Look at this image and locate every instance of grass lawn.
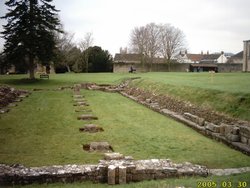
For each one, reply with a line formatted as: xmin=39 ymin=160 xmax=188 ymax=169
xmin=129 ymin=73 xmax=250 ymax=120
xmin=1 ymin=72 xmax=250 ymax=186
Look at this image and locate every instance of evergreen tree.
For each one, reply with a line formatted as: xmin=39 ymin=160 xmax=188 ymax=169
xmin=1 ymin=0 xmax=61 ymax=79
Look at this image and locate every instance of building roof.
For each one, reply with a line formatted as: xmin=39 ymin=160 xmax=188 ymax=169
xmin=186 ymin=53 xmax=221 ymax=62
xmin=114 ymin=53 xmax=141 ymax=62
xmin=186 ymin=54 xmax=203 ymax=62
xmin=202 ymin=54 xmax=221 ymax=60
xmin=232 ymin=51 xmax=243 ymax=58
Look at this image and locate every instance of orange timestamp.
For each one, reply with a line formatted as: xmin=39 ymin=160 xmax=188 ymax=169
xmin=197 ymin=181 xmax=247 ymax=188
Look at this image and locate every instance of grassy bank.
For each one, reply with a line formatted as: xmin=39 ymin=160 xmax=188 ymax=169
xmin=129 ymin=73 xmax=250 ymax=121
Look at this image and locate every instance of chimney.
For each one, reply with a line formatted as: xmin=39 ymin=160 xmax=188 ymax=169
xmin=207 ymin=50 xmax=209 ymax=55
xmin=201 ymin=51 xmax=203 ymax=55
xmin=185 ymin=50 xmax=188 ymax=55
xmin=221 ymin=51 xmax=224 ymax=55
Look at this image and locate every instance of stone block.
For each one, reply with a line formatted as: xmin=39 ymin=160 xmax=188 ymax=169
xmin=241 ymin=136 xmax=248 ymax=144
xmin=224 ymin=124 xmax=234 ymax=135
xmin=240 ymin=126 xmax=250 ymax=139
xmin=205 ymin=122 xmax=220 ymax=133
xmin=108 ymin=165 xmax=116 ymax=185
xmin=104 ymin=153 xmax=124 ymax=160
xmin=219 ymin=124 xmax=226 ymax=135
xmin=73 ymin=98 xmax=86 ymax=102
xmin=79 ymin=124 xmax=104 ymax=133
xmin=226 ymin=133 xmax=240 ymax=142
xmin=83 ymin=142 xmax=113 ymax=152
xmin=183 ymin=113 xmax=205 ymax=126
xmin=119 ymin=166 xmax=126 ymax=184
xmin=73 ymin=95 xmax=83 ymax=98
xmin=77 ymin=114 xmax=98 ymax=120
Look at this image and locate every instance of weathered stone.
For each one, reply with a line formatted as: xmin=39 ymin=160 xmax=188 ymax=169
xmin=13 ymin=98 xmax=22 ymax=102
xmin=83 ymin=142 xmax=113 ymax=152
xmin=224 ymin=124 xmax=234 ymax=135
xmin=79 ymin=124 xmax=104 ymax=133
xmin=77 ymin=114 xmax=98 ymax=120
xmin=19 ymin=94 xmax=28 ymax=98
xmin=108 ymin=165 xmax=116 ymax=185
xmin=205 ymin=122 xmax=220 ymax=133
xmin=73 ymin=95 xmax=84 ymax=98
xmin=240 ymin=126 xmax=250 ymax=139
xmin=184 ymin=113 xmax=205 ymax=126
xmin=104 ymin=153 xmax=124 ymax=160
xmin=74 ymin=102 xmax=89 ymax=106
xmin=124 ymin=156 xmax=134 ymax=161
xmin=226 ymin=133 xmax=240 ymax=142
xmin=119 ymin=166 xmax=126 ymax=184
xmin=219 ymin=124 xmax=226 ymax=135
xmin=241 ymin=136 xmax=248 ymax=144
xmin=0 ymin=158 xmax=211 ymax=186
xmin=73 ymin=98 xmax=86 ymax=102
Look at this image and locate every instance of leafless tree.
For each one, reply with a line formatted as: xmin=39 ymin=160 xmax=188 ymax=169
xmin=55 ymin=31 xmax=75 ymax=72
xmin=130 ymin=26 xmax=148 ymax=55
xmin=79 ymin=32 xmax=94 ymax=72
xmin=145 ymin=23 xmax=161 ymax=59
xmin=130 ymin=23 xmax=186 ymax=68
xmin=159 ymin=24 xmax=185 ymax=62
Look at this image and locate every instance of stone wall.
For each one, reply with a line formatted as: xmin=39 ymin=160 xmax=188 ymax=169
xmin=113 ymin=62 xmax=242 ymax=73
xmin=218 ymin=63 xmax=242 ymax=72
xmin=120 ymin=87 xmax=250 ymax=156
xmin=0 ymin=158 xmax=208 ymax=186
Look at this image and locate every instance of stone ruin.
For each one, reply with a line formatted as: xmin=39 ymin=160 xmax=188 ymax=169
xmin=78 ymin=81 xmax=250 ymax=155
xmin=77 ymin=114 xmax=98 ymax=120
xmin=120 ymin=87 xmax=250 ymax=155
xmin=83 ymin=142 xmax=113 ymax=152
xmin=0 ymin=157 xmax=209 ymax=186
xmin=79 ymin=124 xmax=104 ymax=133
xmin=0 ymin=85 xmax=31 ymax=114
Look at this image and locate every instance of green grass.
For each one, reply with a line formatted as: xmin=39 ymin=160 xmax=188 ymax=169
xmin=129 ymin=73 xmax=250 ymax=120
xmin=1 ymin=72 xmax=250 ymax=186
xmin=0 ymin=73 xmax=136 ymax=90
xmin=12 ymin=172 xmax=250 ymax=188
xmin=1 ymin=89 xmax=250 ymax=168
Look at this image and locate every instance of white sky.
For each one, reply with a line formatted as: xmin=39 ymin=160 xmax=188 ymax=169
xmin=1 ymin=0 xmax=250 ymax=56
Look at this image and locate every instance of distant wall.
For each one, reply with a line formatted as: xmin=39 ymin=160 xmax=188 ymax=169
xmin=113 ymin=62 xmax=242 ymax=73
xmin=217 ymin=63 xmax=242 ymax=72
xmin=113 ymin=62 xmax=189 ymax=73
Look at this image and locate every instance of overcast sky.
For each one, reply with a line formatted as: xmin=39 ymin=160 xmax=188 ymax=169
xmin=0 ymin=0 xmax=249 ymax=56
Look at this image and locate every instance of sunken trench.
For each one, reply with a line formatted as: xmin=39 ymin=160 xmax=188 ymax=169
xmin=81 ymin=81 xmax=250 ymax=156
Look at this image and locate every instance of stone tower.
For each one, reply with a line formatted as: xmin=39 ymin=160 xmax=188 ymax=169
xmin=243 ymin=40 xmax=250 ymax=72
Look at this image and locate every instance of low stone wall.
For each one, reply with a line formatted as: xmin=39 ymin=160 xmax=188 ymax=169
xmin=120 ymin=88 xmax=250 ymax=156
xmin=0 ymin=158 xmax=208 ymax=186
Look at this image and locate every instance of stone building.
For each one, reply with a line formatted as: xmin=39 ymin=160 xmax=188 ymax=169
xmin=228 ymin=51 xmax=243 ymax=64
xmin=243 ymin=40 xmax=250 ymax=72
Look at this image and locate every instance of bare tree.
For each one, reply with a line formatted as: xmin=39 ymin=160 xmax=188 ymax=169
xmin=130 ymin=26 xmax=147 ymax=54
xmin=130 ymin=23 xmax=186 ymax=69
xmin=79 ymin=32 xmax=94 ymax=73
xmin=145 ymin=23 xmax=161 ymax=59
xmin=55 ymin=31 xmax=75 ymax=72
xmin=159 ymin=24 xmax=185 ymax=62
